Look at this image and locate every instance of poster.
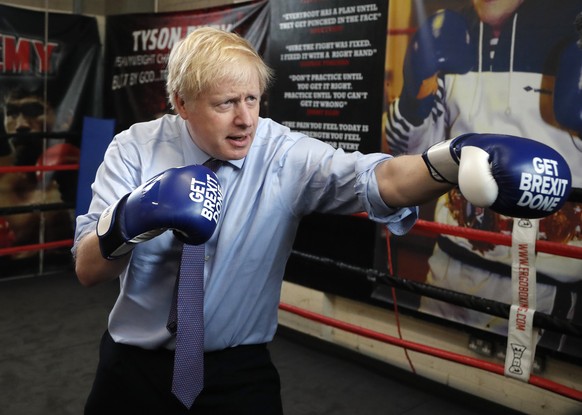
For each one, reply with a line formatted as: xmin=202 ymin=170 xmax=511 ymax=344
xmin=267 ymin=0 xmax=388 ymax=154
xmin=105 ymin=0 xmax=269 ymax=132
xmin=267 ymin=0 xmax=389 ymax=301
xmin=383 ymin=0 xmax=582 ymax=361
xmin=0 ymin=4 xmax=100 ymax=277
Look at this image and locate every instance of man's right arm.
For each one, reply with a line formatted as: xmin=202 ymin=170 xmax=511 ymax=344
xmin=75 ymin=231 xmax=130 ymax=287
xmin=75 ymin=164 xmax=222 ymax=287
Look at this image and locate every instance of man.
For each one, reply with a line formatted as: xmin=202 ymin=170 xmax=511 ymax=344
xmin=385 ymin=0 xmax=582 ymax=356
xmin=73 ymin=27 xmax=570 ymax=414
xmin=2 ymin=87 xmax=55 ymax=165
xmin=0 ymin=86 xmax=77 ymax=265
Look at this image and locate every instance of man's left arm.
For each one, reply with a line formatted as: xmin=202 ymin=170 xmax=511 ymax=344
xmin=375 ymin=154 xmax=450 ymax=208
xmin=376 ymin=133 xmax=573 ymax=220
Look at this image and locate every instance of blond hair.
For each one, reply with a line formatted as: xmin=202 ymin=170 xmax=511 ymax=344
xmin=166 ymin=27 xmax=273 ymax=109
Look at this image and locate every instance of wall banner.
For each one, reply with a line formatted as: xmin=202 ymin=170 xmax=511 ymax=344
xmin=0 ymin=4 xmax=100 ymax=277
xmin=267 ymin=0 xmax=388 ymax=154
xmin=267 ymin=0 xmax=388 ymax=304
xmin=104 ymin=0 xmax=269 ymax=132
xmin=383 ymin=0 xmax=582 ymax=362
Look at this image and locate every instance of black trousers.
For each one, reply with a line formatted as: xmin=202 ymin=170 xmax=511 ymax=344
xmin=85 ymin=331 xmax=283 ymax=415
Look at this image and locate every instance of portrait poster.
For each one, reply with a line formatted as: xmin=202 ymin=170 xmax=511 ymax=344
xmin=0 ymin=4 xmax=100 ymax=277
xmin=383 ymin=0 xmax=582 ymax=362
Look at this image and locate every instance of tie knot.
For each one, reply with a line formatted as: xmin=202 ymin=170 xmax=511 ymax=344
xmin=204 ymin=158 xmax=222 ymax=172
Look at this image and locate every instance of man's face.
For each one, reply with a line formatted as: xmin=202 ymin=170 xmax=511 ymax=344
xmin=3 ymin=95 xmax=54 ymax=134
xmin=176 ymin=73 xmax=261 ymax=161
xmin=472 ymin=0 xmax=524 ymax=29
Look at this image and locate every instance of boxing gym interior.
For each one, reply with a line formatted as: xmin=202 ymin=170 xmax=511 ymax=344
xmin=1 ymin=0 xmax=581 ymax=414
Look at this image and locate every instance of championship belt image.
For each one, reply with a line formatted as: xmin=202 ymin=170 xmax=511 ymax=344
xmin=446 ymin=188 xmax=582 ymax=252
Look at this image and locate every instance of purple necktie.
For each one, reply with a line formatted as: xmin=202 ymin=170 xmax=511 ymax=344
xmin=171 ymin=242 xmax=205 ymax=408
xmin=169 ymin=159 xmax=221 ymax=409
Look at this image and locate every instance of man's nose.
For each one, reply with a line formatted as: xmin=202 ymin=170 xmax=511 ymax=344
xmin=234 ymin=104 xmax=253 ymax=127
xmin=14 ymin=113 xmax=32 ymax=131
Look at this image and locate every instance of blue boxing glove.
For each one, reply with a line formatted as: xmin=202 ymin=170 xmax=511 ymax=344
xmin=399 ymin=9 xmax=473 ymax=125
xmin=97 ymin=165 xmax=223 ymax=259
xmin=423 ymin=133 xmax=572 ymax=219
xmin=553 ymin=40 xmax=582 ymax=135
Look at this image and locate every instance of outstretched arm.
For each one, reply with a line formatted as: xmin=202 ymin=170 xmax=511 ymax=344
xmin=375 ymin=133 xmax=572 ymax=219
xmin=375 ymin=154 xmax=451 ymax=208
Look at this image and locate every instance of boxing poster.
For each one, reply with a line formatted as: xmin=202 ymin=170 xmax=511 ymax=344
xmin=0 ymin=4 xmax=100 ymax=278
xmin=267 ymin=0 xmax=389 ymax=302
xmin=383 ymin=0 xmax=582 ymax=362
xmin=104 ymin=0 xmax=269 ymax=132
xmin=267 ymin=0 xmax=388 ymax=154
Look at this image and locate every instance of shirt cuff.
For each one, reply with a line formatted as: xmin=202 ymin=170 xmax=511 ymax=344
xmin=355 ymin=154 xmax=419 ymax=236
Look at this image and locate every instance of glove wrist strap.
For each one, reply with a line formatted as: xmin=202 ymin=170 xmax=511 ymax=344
xmin=422 ymin=139 xmax=459 ymax=184
xmin=97 ymin=194 xmax=135 ymax=260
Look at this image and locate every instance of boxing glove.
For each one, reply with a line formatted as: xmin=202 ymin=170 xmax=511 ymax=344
xmin=422 ymin=133 xmax=572 ymax=219
xmin=399 ymin=9 xmax=473 ymax=125
xmin=97 ymin=165 xmax=223 ymax=260
xmin=36 ymin=143 xmax=81 ymax=202
xmin=553 ymin=40 xmax=582 ymax=135
xmin=36 ymin=143 xmax=80 ymax=177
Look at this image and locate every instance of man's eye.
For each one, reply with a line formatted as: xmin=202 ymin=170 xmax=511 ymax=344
xmin=5 ymin=105 xmax=19 ymax=117
xmin=5 ymin=103 xmax=44 ymax=117
xmin=218 ymin=101 xmax=234 ymax=109
xmin=21 ymin=103 xmax=45 ymax=117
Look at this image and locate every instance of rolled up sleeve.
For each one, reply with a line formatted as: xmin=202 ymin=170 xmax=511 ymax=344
xmin=355 ymin=153 xmax=418 ymax=236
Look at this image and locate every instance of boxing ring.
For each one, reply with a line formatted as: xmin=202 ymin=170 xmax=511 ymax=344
xmin=279 ymin=191 xmax=582 ymax=414
xmin=0 ymin=132 xmax=79 ymax=272
xmin=1 ymin=132 xmax=581 ymax=413
xmin=281 ymin=217 xmax=582 ymax=397
xmin=0 ymin=118 xmax=114 ymax=271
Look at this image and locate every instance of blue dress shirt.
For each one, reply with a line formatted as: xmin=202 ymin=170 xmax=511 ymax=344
xmin=73 ymin=114 xmax=417 ymax=351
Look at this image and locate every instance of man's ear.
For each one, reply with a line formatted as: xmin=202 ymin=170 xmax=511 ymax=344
xmin=174 ymin=93 xmax=188 ymax=119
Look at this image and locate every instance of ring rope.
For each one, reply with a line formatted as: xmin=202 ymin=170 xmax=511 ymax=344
xmin=0 ymin=132 xmax=79 ymax=141
xmin=278 ymin=301 xmax=582 ymax=402
xmin=0 ymin=202 xmax=74 ymax=216
xmin=0 ymin=239 xmax=73 ymax=256
xmin=0 ymin=164 xmax=79 ymax=174
xmin=413 ymin=219 xmax=582 ymax=259
xmin=290 ymin=249 xmax=582 ymax=338
xmin=352 ymin=213 xmax=582 ymax=260
xmin=569 ymin=187 xmax=582 ymax=203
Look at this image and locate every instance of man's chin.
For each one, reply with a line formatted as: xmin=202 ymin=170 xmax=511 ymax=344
xmin=224 ymin=139 xmax=252 ymax=158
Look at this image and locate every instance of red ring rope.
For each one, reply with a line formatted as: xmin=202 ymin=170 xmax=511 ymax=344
xmin=413 ymin=219 xmax=582 ymax=259
xmin=0 ymin=164 xmax=79 ymax=174
xmin=0 ymin=240 xmax=73 ymax=256
xmin=353 ymin=213 xmax=582 ymax=260
xmin=278 ymin=302 xmax=582 ymax=402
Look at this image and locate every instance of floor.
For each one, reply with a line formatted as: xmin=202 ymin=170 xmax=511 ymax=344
xmin=0 ymin=270 xmax=523 ymax=415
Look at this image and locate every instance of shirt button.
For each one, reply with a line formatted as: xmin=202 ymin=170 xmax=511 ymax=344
xmin=205 ymin=255 xmax=210 ymax=261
